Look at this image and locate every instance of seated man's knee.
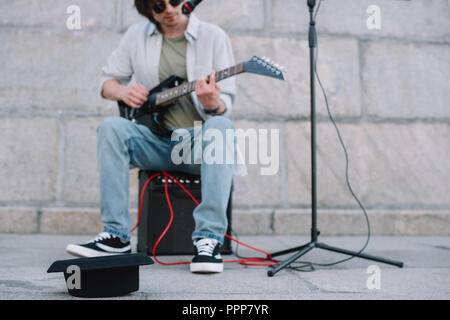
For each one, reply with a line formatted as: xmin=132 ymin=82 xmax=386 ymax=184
xmin=97 ymin=117 xmax=128 ymax=136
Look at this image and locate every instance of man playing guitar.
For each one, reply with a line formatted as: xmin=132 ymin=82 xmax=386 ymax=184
xmin=66 ymin=0 xmax=237 ymax=274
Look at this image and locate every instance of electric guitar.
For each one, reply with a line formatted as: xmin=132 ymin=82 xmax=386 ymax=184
xmin=118 ymin=56 xmax=286 ymax=137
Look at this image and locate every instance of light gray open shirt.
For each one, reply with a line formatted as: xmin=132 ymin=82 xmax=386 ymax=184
xmin=99 ymin=13 xmax=247 ymax=176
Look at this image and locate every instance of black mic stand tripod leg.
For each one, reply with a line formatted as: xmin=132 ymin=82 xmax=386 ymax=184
xmin=267 ymin=0 xmax=403 ymax=277
xmin=268 ymin=243 xmax=315 ymax=277
xmin=268 ymin=242 xmax=312 ymax=258
xmin=316 ymin=242 xmax=404 ymax=267
xmin=268 ymin=240 xmax=404 ymax=277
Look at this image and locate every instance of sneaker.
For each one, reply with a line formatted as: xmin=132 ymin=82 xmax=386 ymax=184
xmin=65 ymin=232 xmax=131 ymax=258
xmin=190 ymin=238 xmax=223 ymax=273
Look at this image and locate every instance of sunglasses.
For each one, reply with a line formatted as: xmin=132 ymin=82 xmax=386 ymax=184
xmin=152 ymin=0 xmax=183 ymax=14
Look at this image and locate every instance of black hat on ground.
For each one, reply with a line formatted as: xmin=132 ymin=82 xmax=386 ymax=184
xmin=47 ymin=253 xmax=154 ymax=298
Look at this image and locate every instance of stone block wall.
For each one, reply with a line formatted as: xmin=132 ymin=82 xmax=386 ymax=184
xmin=0 ymin=0 xmax=449 ymax=236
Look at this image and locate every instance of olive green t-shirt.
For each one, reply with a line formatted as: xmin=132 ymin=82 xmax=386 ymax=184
xmin=159 ymin=34 xmax=203 ymax=128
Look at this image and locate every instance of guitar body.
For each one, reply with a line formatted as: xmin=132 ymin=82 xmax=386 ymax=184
xmin=118 ymin=75 xmax=184 ymax=137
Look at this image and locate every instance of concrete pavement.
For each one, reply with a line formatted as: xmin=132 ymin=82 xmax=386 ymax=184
xmin=0 ymin=234 xmax=449 ymax=300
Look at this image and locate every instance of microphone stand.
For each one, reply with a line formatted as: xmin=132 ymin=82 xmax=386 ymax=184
xmin=267 ymin=0 xmax=404 ymax=277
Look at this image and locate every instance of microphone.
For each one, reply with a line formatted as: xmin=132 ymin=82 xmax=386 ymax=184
xmin=182 ymin=0 xmax=203 ymax=15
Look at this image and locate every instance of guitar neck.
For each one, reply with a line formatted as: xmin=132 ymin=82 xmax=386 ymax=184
xmin=155 ymin=63 xmax=244 ymax=107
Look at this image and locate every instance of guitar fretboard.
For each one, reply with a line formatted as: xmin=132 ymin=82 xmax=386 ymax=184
xmin=155 ymin=63 xmax=244 ymax=106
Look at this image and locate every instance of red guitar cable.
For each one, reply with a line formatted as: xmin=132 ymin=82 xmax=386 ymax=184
xmin=131 ymin=171 xmax=279 ymax=267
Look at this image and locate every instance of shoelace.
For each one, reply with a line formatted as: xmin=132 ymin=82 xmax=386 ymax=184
xmin=89 ymin=232 xmax=112 ymax=243
xmin=195 ymin=239 xmax=217 ymax=256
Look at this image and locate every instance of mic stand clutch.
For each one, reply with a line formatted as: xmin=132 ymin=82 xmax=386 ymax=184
xmin=267 ymin=0 xmax=403 ymax=277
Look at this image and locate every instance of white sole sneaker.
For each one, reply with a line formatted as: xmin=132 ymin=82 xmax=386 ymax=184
xmin=190 ymin=262 xmax=224 ymax=273
xmin=65 ymin=244 xmax=129 ymax=258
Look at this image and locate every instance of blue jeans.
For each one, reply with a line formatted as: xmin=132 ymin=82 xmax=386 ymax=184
xmin=97 ymin=116 xmax=235 ymax=244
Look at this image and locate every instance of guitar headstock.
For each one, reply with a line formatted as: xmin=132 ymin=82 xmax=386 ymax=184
xmin=242 ymin=56 xmax=287 ymax=81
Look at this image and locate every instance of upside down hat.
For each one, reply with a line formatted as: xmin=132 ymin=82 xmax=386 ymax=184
xmin=47 ymin=253 xmax=154 ymax=298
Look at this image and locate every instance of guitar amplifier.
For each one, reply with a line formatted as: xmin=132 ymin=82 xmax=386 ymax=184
xmin=136 ymin=170 xmax=232 ymax=255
